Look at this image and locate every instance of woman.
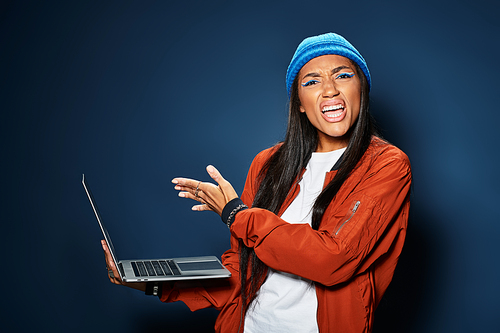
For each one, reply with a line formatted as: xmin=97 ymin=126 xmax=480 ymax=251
xmin=103 ymin=32 xmax=412 ymax=332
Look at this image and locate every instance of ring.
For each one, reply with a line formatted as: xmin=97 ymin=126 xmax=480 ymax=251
xmin=195 ymin=181 xmax=201 ymax=198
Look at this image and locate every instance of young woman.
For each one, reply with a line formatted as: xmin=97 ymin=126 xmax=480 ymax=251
xmin=103 ymin=32 xmax=412 ymax=333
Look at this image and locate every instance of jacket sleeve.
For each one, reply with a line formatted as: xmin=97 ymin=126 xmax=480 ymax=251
xmin=159 ymin=238 xmax=241 ymax=311
xmin=230 ymin=145 xmax=412 ymax=286
xmin=158 ymin=148 xmax=276 ymax=310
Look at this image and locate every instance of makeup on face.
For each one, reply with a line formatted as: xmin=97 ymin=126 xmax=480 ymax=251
xmin=297 ymin=55 xmax=361 ymax=152
xmin=335 ymin=72 xmax=354 ymax=79
xmin=300 ymin=70 xmax=355 ymax=88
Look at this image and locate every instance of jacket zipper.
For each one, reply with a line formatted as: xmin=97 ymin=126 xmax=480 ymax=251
xmin=335 ymin=201 xmax=361 ymax=236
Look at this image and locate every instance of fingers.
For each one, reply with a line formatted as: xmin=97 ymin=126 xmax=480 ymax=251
xmin=191 ymin=203 xmax=212 ymax=212
xmin=171 ymin=177 xmax=201 ymax=190
xmin=101 ymin=240 xmax=147 ymax=291
xmin=101 ymin=240 xmax=123 ymax=285
xmin=172 ymin=165 xmax=239 ymax=215
xmin=174 ymin=182 xmax=212 ymax=204
xmin=172 ymin=179 xmax=204 ymax=200
xmin=206 ymin=165 xmax=238 ymax=202
xmin=172 ymin=177 xmax=218 ymax=207
xmin=206 ymin=165 xmax=222 ymax=182
xmin=187 ymin=189 xmax=219 ymax=212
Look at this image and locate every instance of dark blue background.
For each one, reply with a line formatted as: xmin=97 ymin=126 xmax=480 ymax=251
xmin=2 ymin=0 xmax=499 ymax=332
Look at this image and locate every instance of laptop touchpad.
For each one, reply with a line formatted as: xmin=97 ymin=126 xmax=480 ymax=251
xmin=177 ymin=261 xmax=223 ymax=271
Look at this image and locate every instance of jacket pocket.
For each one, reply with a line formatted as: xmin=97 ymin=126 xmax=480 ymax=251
xmin=335 ymin=200 xmax=361 ymax=236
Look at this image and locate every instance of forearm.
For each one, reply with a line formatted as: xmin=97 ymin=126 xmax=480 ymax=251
xmin=230 ymin=156 xmax=412 ymax=285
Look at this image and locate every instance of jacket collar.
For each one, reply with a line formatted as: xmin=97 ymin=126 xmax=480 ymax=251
xmin=330 ymin=151 xmax=344 ymax=171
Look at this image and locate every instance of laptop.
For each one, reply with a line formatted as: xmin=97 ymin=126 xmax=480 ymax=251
xmin=82 ymin=174 xmax=231 ymax=282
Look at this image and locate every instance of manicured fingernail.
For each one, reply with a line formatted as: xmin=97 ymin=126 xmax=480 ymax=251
xmin=172 ymin=179 xmax=178 ymax=184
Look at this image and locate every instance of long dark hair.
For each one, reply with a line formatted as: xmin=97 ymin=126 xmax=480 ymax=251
xmin=238 ymin=60 xmax=376 ymax=315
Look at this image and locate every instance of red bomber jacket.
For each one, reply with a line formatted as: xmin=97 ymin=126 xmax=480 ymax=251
xmin=160 ymin=137 xmax=412 ymax=333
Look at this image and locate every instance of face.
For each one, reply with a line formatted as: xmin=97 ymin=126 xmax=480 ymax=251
xmin=298 ymin=54 xmax=361 ymax=152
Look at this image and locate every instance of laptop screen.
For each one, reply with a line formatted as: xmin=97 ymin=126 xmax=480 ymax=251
xmin=82 ymin=174 xmax=121 ymax=274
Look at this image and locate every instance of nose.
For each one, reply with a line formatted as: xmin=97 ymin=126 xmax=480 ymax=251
xmin=322 ymin=79 xmax=339 ymax=98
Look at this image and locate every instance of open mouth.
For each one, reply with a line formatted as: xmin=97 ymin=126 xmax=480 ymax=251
xmin=322 ymin=104 xmax=344 ymax=118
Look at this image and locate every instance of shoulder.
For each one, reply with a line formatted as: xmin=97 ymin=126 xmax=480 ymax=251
xmin=250 ymin=143 xmax=282 ymax=169
xmin=364 ymin=137 xmax=411 ymax=174
xmin=369 ymin=137 xmax=410 ymax=163
xmin=241 ymin=143 xmax=282 ymax=203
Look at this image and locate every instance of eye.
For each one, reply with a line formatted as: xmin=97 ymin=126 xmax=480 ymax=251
xmin=335 ymin=72 xmax=355 ymax=80
xmin=301 ymin=79 xmax=320 ymax=87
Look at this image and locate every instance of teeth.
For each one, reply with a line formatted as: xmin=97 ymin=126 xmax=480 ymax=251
xmin=326 ymin=111 xmax=343 ymax=118
xmin=322 ymin=104 xmax=343 ymax=113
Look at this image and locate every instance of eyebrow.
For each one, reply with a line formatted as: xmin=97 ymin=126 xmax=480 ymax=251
xmin=301 ymin=65 xmax=351 ymax=80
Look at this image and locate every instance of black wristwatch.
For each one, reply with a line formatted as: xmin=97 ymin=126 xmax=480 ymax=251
xmin=145 ymin=282 xmax=160 ymax=296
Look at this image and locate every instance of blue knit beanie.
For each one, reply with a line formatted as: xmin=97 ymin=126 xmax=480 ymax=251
xmin=286 ymin=32 xmax=371 ymax=96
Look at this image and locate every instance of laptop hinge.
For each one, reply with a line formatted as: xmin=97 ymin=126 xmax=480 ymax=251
xmin=118 ymin=262 xmax=125 ymax=278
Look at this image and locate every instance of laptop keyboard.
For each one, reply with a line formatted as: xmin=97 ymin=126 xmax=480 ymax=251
xmin=131 ymin=260 xmax=181 ymax=277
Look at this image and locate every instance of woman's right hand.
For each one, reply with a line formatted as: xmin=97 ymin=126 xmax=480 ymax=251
xmin=101 ymin=240 xmax=147 ymax=292
xmin=172 ymin=165 xmax=238 ymax=215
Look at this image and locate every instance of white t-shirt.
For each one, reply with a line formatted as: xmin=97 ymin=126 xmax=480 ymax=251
xmin=244 ymin=148 xmax=346 ymax=333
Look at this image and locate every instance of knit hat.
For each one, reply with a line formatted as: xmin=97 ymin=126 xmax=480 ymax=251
xmin=286 ymin=32 xmax=371 ymax=96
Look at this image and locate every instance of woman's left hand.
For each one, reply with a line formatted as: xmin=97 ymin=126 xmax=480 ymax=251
xmin=172 ymin=165 xmax=238 ymax=216
xmin=101 ymin=240 xmax=147 ymax=292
